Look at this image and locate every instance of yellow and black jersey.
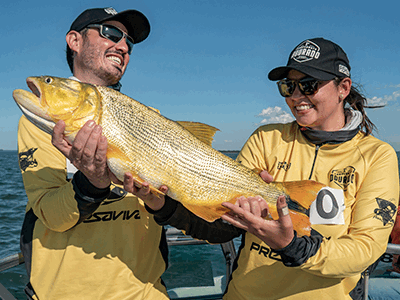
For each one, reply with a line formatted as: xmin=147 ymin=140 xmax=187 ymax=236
xmin=153 ymin=121 xmax=399 ymax=300
xmin=18 ymin=115 xmax=169 ymax=300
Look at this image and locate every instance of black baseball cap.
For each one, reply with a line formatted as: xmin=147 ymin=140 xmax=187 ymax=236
xmin=69 ymin=7 xmax=150 ymax=44
xmin=268 ymin=38 xmax=351 ymax=81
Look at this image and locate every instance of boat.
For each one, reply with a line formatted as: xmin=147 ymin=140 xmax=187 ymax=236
xmin=1 ymin=227 xmax=400 ymax=299
xmin=0 ymin=226 xmax=237 ymax=300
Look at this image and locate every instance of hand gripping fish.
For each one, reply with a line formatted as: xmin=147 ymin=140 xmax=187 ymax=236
xmin=13 ymin=76 xmax=326 ymax=236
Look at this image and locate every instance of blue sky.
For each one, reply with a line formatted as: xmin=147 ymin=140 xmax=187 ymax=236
xmin=1 ymin=0 xmax=399 ymax=151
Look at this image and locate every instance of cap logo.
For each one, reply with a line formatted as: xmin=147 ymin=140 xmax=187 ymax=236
xmin=104 ymin=7 xmax=118 ymax=15
xmin=338 ymin=64 xmax=350 ymax=77
xmin=291 ymin=40 xmax=321 ymax=63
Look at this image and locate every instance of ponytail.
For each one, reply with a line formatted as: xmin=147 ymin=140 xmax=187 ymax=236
xmin=336 ymin=78 xmax=378 ymax=136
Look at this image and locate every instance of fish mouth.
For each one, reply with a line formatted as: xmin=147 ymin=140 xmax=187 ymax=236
xmin=13 ymin=78 xmax=55 ymax=135
xmin=27 ymin=78 xmax=41 ymax=98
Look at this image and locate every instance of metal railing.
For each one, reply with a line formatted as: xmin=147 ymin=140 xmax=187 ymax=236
xmin=165 ymin=226 xmax=237 ymax=296
xmin=362 ymin=243 xmax=400 ymax=300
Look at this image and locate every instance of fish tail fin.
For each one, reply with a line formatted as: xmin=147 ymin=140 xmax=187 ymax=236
xmin=272 ymin=180 xmax=326 ymax=236
xmin=278 ymin=180 xmax=326 ymax=211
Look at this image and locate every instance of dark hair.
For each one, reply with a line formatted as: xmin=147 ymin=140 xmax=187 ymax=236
xmin=66 ymin=29 xmax=88 ymax=73
xmin=335 ymin=78 xmax=377 ymax=136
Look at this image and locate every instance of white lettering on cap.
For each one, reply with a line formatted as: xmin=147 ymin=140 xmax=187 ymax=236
xmin=104 ymin=7 xmax=118 ymax=15
xmin=339 ymin=64 xmax=350 ymax=76
xmin=291 ymin=40 xmax=321 ymax=63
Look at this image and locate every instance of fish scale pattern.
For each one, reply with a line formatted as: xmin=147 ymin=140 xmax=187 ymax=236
xmin=13 ymin=77 xmax=323 ymax=231
xmin=97 ymin=86 xmax=286 ymax=221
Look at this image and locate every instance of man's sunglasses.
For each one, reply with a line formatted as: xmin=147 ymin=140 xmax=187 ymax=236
xmin=87 ymin=24 xmax=134 ymax=55
xmin=277 ymin=77 xmax=321 ymax=97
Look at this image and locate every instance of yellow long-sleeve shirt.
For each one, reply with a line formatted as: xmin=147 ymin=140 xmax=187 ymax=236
xmin=18 ymin=115 xmax=169 ymax=300
xmin=225 ymin=122 xmax=399 ymax=300
xmin=152 ymin=121 xmax=399 ymax=300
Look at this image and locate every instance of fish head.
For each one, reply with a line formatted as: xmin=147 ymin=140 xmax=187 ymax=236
xmin=13 ymin=76 xmax=102 ymax=143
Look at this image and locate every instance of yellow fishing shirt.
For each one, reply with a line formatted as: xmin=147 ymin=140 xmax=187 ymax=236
xmin=223 ymin=122 xmax=399 ymax=300
xmin=18 ymin=115 xmax=169 ymax=300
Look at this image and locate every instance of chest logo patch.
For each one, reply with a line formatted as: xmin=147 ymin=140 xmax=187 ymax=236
xmin=277 ymin=161 xmax=291 ymax=171
xmin=329 ymin=166 xmax=355 ymax=191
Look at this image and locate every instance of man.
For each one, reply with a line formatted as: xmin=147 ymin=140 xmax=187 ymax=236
xmin=18 ymin=7 xmax=169 ymax=299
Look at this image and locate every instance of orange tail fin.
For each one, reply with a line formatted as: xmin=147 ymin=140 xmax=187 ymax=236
xmin=280 ymin=180 xmax=326 ymax=210
xmin=273 ymin=180 xmax=326 ymax=236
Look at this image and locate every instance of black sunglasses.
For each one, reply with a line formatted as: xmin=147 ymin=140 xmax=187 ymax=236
xmin=87 ymin=24 xmax=134 ymax=55
xmin=277 ymin=77 xmax=321 ymax=97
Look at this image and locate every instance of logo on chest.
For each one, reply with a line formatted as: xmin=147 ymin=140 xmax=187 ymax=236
xmin=329 ymin=166 xmax=355 ymax=191
xmin=277 ymin=161 xmax=291 ymax=171
xmin=249 ymin=242 xmax=282 ymax=261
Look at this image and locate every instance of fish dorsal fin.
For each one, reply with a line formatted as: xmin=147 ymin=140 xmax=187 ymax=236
xmin=176 ymin=121 xmax=219 ymax=147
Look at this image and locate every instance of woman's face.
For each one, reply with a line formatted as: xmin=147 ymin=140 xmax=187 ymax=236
xmin=285 ymin=70 xmax=351 ymax=131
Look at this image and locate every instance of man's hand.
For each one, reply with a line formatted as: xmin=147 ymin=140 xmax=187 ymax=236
xmin=52 ymin=120 xmax=111 ymax=189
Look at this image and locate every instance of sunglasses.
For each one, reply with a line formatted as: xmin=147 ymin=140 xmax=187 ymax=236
xmin=87 ymin=24 xmax=134 ymax=55
xmin=277 ymin=77 xmax=321 ymax=97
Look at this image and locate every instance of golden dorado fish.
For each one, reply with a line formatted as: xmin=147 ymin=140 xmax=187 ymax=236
xmin=13 ymin=76 xmax=326 ymax=236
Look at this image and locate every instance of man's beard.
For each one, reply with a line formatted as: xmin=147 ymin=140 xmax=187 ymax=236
xmin=80 ymin=43 xmax=124 ymax=85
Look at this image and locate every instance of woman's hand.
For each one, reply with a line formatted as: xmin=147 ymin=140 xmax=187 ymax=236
xmin=221 ymin=196 xmax=294 ymax=249
xmin=123 ymin=172 xmax=168 ymax=211
xmin=221 ymin=169 xmax=294 ymax=249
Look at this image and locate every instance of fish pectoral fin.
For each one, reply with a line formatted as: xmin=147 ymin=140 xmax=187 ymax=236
xmin=106 ymin=148 xmax=165 ymax=198
xmin=277 ymin=180 xmax=326 ymax=210
xmin=183 ymin=202 xmax=230 ymax=223
xmin=176 ymin=121 xmax=219 ymax=147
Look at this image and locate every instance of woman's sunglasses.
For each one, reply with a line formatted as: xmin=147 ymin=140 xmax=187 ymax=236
xmin=87 ymin=24 xmax=134 ymax=55
xmin=277 ymin=77 xmax=321 ymax=97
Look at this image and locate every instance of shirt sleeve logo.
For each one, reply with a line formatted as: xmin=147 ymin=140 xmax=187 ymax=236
xmin=374 ymin=198 xmax=397 ymax=226
xmin=18 ymin=148 xmax=38 ymax=172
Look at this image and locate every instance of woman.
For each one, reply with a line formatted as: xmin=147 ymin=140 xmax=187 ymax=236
xmin=124 ymin=38 xmax=399 ymax=299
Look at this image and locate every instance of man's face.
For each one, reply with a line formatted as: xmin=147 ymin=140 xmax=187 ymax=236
xmin=74 ymin=20 xmax=131 ymax=86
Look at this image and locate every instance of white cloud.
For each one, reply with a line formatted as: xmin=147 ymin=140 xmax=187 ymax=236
xmin=256 ymin=106 xmax=294 ymax=125
xmin=376 ymin=84 xmax=400 ymax=90
xmin=367 ymin=96 xmax=388 ymax=106
xmin=367 ymin=90 xmax=400 ymax=107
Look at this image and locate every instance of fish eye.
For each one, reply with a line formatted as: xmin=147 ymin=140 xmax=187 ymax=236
xmin=45 ymin=77 xmax=52 ymax=84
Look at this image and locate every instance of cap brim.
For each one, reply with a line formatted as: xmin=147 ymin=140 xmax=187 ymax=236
xmin=268 ymin=65 xmax=337 ymax=81
xmin=268 ymin=66 xmax=290 ymax=81
xmin=104 ymin=10 xmax=150 ymax=44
